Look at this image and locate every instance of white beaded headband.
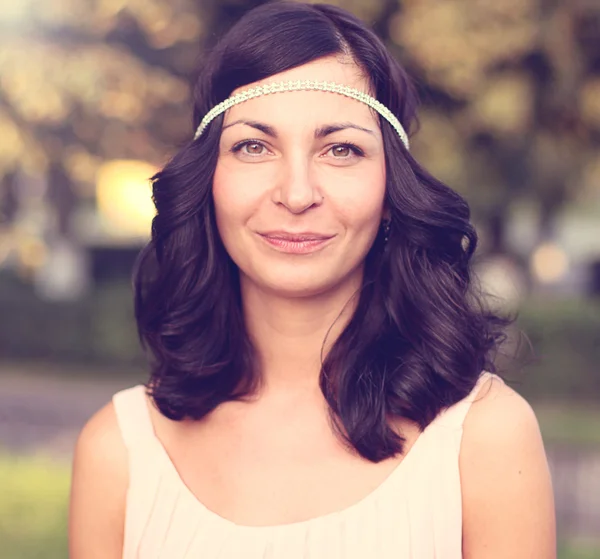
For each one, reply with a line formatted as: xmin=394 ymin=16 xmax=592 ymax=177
xmin=193 ymin=79 xmax=410 ymax=150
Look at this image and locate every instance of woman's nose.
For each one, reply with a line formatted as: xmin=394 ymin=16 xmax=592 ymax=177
xmin=273 ymin=157 xmax=324 ymax=214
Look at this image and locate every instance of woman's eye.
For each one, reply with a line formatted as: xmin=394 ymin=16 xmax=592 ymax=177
xmin=232 ymin=141 xmax=267 ymax=156
xmin=243 ymin=142 xmax=265 ymax=155
xmin=332 ymin=145 xmax=351 ymax=157
xmin=328 ymin=143 xmax=364 ymax=159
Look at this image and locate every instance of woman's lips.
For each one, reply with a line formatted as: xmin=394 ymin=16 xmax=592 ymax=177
xmin=257 ymin=232 xmax=335 ymax=254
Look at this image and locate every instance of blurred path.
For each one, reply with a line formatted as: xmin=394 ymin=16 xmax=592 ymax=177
xmin=0 ymin=363 xmax=142 ymax=461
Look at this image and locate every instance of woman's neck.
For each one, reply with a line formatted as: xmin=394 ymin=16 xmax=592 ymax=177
xmin=240 ymin=276 xmax=361 ymax=397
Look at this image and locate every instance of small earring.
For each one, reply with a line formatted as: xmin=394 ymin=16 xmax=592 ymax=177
xmin=382 ymin=219 xmax=391 ymax=243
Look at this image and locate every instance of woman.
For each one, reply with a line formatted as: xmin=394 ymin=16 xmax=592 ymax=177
xmin=69 ymin=2 xmax=556 ymax=557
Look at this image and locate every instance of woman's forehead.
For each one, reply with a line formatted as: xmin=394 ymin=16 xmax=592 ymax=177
xmin=222 ymin=60 xmax=380 ymax=134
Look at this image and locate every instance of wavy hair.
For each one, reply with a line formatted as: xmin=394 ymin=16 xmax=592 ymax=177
xmin=133 ymin=0 xmax=513 ymax=462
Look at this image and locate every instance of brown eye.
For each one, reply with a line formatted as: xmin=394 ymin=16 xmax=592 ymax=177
xmin=231 ymin=140 xmax=268 ymax=157
xmin=244 ymin=142 xmax=264 ymax=155
xmin=327 ymin=143 xmax=364 ymax=159
xmin=332 ymin=145 xmax=351 ymax=157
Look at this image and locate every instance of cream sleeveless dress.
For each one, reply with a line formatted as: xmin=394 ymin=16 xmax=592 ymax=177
xmin=112 ymin=371 xmax=500 ymax=558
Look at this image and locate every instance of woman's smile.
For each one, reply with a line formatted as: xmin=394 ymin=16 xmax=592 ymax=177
xmin=256 ymin=231 xmax=337 ymax=254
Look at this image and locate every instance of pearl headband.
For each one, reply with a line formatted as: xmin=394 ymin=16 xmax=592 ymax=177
xmin=193 ymin=79 xmax=410 ymax=150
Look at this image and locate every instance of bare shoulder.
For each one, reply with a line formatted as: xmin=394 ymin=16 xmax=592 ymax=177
xmin=460 ymin=374 xmax=556 ymax=558
xmin=463 ymin=374 xmax=539 ymax=446
xmin=69 ymin=400 xmax=128 ymax=559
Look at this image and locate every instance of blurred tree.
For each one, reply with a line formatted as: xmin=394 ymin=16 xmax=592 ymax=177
xmin=0 ymin=0 xmax=202 ymax=255
xmin=392 ymin=0 xmax=600 ymax=257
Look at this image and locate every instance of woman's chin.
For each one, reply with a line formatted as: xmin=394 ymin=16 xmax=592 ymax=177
xmin=241 ymin=266 xmax=362 ymax=301
xmin=263 ymin=278 xmax=334 ymax=299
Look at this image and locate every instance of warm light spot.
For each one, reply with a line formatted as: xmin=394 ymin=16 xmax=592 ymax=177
xmin=18 ymin=236 xmax=47 ymax=270
xmin=477 ymin=255 xmax=525 ymax=310
xmin=0 ymin=111 xmax=24 ymax=166
xmin=530 ymin=243 xmax=569 ymax=284
xmin=579 ymin=78 xmax=600 ymax=129
xmin=95 ymin=159 xmax=156 ymax=238
xmin=474 ymin=73 xmax=533 ymax=134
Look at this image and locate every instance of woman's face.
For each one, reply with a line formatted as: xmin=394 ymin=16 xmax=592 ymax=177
xmin=212 ymin=56 xmax=387 ymax=298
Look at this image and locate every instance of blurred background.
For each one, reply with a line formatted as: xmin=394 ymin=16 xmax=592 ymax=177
xmin=0 ymin=0 xmax=599 ymax=557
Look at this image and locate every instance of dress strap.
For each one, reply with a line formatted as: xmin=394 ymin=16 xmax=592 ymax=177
xmin=112 ymin=384 xmax=159 ymax=452
xmin=434 ymin=371 xmax=503 ymax=430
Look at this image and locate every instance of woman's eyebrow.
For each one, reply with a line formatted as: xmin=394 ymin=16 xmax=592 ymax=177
xmin=221 ymin=119 xmax=375 ymax=138
xmin=315 ymin=122 xmax=375 ymax=138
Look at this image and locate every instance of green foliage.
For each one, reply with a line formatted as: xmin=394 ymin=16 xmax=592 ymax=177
xmin=0 ymin=452 xmax=70 ymax=559
xmin=511 ymin=297 xmax=600 ymax=400
xmin=535 ymin=404 xmax=600 ymax=448
xmin=0 ymin=274 xmax=143 ymax=367
xmin=1 ymin=274 xmax=600 ymax=400
xmin=558 ymin=540 xmax=600 ymax=559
